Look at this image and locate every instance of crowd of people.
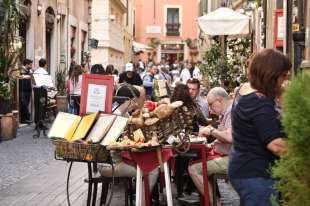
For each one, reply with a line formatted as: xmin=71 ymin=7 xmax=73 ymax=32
xmin=19 ymin=48 xmax=290 ymax=206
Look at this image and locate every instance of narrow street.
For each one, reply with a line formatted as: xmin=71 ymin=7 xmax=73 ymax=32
xmin=0 ymin=125 xmax=239 ymax=206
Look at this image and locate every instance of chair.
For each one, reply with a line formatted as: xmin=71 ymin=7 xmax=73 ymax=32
xmin=85 ymin=174 xmax=134 ymax=206
xmin=210 ymin=173 xmax=228 ymax=206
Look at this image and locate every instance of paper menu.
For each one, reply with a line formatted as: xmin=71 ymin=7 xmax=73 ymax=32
xmin=86 ymin=84 xmax=107 ymax=113
xmin=33 ymin=74 xmax=55 ymax=87
xmin=70 ymin=113 xmax=98 ymax=142
xmin=48 ymin=112 xmax=81 ymax=139
xmin=101 ymin=116 xmax=128 ymax=146
xmin=86 ymin=114 xmax=116 ymax=143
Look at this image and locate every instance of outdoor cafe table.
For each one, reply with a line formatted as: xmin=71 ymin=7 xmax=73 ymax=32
xmin=122 ymin=147 xmax=174 ymax=206
xmin=166 ymin=143 xmax=210 ymax=206
xmin=123 ymin=143 xmax=210 ymax=206
xmin=187 ymin=143 xmax=210 ymax=206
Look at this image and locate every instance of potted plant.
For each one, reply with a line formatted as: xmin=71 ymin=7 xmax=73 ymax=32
xmin=0 ymin=0 xmax=26 ymax=140
xmin=56 ymin=68 xmax=68 ymax=112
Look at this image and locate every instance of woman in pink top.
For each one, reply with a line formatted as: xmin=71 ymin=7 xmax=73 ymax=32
xmin=68 ymin=65 xmax=83 ymax=114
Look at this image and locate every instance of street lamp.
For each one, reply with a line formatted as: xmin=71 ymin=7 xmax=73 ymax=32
xmin=37 ymin=1 xmax=43 ymax=16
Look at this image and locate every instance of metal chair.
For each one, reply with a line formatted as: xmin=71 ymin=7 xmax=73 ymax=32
xmin=210 ymin=173 xmax=228 ymax=206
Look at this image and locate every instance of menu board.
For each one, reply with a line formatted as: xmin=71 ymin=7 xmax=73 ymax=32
xmin=80 ymin=74 xmax=114 ymax=115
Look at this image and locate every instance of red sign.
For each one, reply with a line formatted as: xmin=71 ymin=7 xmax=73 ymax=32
xmin=274 ymin=9 xmax=284 ymax=48
xmin=80 ymin=74 xmax=114 ymax=115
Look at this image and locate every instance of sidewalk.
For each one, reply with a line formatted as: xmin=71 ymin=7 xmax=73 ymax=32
xmin=0 ymin=125 xmax=239 ymax=206
xmin=0 ymin=125 xmax=124 ymax=206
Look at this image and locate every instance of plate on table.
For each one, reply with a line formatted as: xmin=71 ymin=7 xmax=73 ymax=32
xmin=189 ymin=136 xmax=207 ymax=144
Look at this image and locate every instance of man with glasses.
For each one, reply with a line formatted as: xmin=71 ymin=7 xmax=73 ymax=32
xmin=188 ymin=87 xmax=233 ymax=205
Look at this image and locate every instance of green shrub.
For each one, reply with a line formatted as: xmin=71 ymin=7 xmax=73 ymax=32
xmin=200 ymin=37 xmax=250 ymax=92
xmin=56 ymin=69 xmax=66 ymax=96
xmin=272 ymin=72 xmax=310 ymax=206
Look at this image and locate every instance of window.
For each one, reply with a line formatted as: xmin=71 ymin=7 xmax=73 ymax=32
xmin=166 ymin=8 xmax=180 ymax=36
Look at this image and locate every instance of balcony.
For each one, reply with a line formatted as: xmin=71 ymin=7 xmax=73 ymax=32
xmin=166 ymin=23 xmax=180 ymax=36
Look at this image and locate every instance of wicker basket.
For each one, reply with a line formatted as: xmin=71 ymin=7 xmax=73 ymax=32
xmin=140 ymin=106 xmax=193 ymax=143
xmin=52 ymin=139 xmax=109 ymax=162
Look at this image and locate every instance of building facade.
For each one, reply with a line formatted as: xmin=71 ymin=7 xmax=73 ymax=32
xmin=134 ymin=0 xmax=199 ymax=64
xmin=20 ymin=0 xmax=91 ymax=80
xmin=253 ymin=0 xmax=309 ymax=72
xmin=123 ymin=0 xmax=135 ymax=65
xmin=91 ymin=0 xmax=132 ymax=71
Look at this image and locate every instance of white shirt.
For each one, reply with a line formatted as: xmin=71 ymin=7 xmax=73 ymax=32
xmin=193 ymin=66 xmax=202 ymax=80
xmin=180 ymin=68 xmax=191 ymax=84
xmin=34 ymin=67 xmax=48 ymax=75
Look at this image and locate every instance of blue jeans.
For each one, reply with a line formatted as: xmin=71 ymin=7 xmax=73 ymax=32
xmin=230 ymin=177 xmax=279 ymax=206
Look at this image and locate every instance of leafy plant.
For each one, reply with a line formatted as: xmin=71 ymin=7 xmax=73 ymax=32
xmin=200 ymin=37 xmax=250 ymax=92
xmin=272 ymin=73 xmax=310 ymax=206
xmin=56 ymin=69 xmax=66 ymax=96
xmin=0 ymin=0 xmax=26 ymax=101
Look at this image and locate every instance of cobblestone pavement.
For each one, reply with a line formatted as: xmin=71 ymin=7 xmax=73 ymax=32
xmin=0 ymin=124 xmax=54 ymax=191
xmin=0 ymin=124 xmax=239 ymax=205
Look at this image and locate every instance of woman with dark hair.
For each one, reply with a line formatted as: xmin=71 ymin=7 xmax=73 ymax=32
xmin=91 ymin=64 xmax=105 ymax=74
xmin=68 ymin=65 xmax=83 ymax=114
xmin=105 ymin=64 xmax=114 ymax=75
xmin=171 ymin=84 xmax=195 ymax=109
xmin=171 ymin=84 xmax=208 ymax=198
xmin=171 ymin=83 xmax=206 ymax=134
xmin=228 ymin=49 xmax=291 ymax=206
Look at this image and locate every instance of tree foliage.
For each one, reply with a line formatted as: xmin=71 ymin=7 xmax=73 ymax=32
xmin=200 ymin=37 xmax=250 ymax=92
xmin=272 ymin=73 xmax=310 ymax=206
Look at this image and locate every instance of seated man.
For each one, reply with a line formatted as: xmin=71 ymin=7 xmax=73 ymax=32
xmin=188 ymin=87 xmax=233 ymax=205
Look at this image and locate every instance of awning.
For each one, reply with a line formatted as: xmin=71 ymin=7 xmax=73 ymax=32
xmin=197 ymin=7 xmax=250 ymax=36
xmin=133 ymin=41 xmax=152 ymax=52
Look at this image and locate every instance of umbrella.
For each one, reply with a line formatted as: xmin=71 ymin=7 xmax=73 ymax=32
xmin=197 ymin=7 xmax=250 ymax=36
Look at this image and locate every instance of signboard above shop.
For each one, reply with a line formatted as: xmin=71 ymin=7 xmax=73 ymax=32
xmin=146 ymin=25 xmax=161 ymax=34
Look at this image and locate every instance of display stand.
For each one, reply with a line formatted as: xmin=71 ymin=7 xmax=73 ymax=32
xmin=55 ymin=154 xmax=115 ymax=206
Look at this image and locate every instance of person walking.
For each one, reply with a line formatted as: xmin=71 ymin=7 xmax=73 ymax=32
xmin=143 ymin=64 xmax=158 ymax=100
xmin=119 ymin=62 xmax=143 ymax=86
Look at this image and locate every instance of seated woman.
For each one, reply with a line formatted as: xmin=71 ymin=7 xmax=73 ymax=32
xmin=170 ymin=83 xmax=207 ymax=199
xmin=171 ymin=83 xmax=207 ymax=135
xmin=98 ymin=83 xmax=158 ymax=204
